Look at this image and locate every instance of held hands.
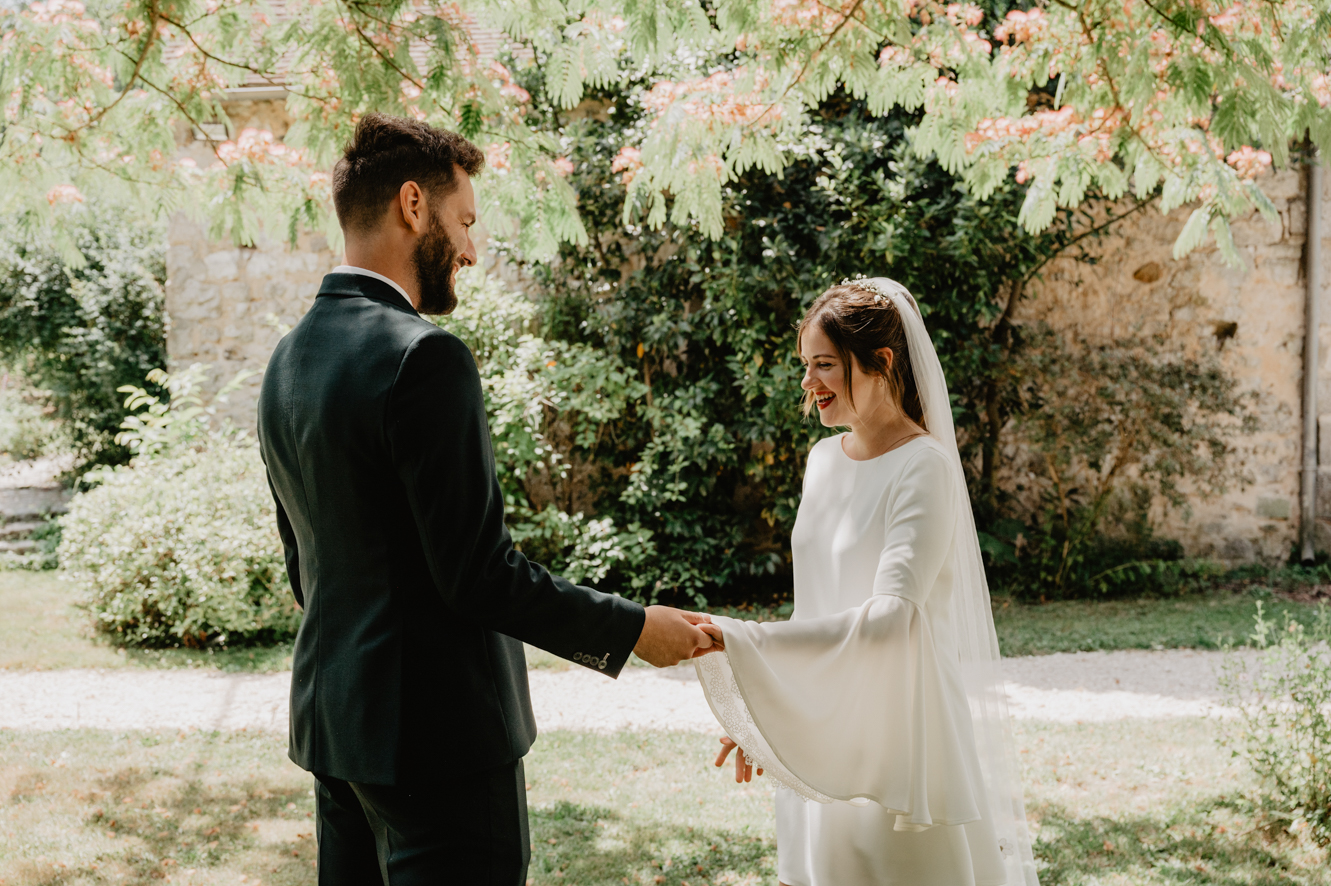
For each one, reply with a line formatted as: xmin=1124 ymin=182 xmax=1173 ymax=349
xmin=633 ymin=606 xmax=725 ymax=667
xmin=715 ymin=736 xmax=763 ymax=784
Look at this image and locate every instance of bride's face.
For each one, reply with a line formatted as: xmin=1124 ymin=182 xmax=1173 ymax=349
xmin=799 ymin=325 xmax=891 ymax=428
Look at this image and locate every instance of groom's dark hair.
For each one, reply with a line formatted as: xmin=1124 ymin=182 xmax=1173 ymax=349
xmin=332 ymin=113 xmax=485 ymax=234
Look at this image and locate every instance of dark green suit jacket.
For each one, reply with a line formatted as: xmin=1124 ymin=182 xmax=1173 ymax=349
xmin=257 ymin=272 xmax=646 ymax=785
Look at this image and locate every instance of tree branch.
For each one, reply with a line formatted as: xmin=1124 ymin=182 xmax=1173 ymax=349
xmin=750 ymin=0 xmax=869 ymax=129
xmin=155 ymin=14 xmax=328 ymax=106
xmin=73 ymin=1 xmax=161 ymax=134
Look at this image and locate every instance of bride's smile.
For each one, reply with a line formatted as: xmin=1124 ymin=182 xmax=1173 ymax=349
xmin=799 ymin=322 xmax=924 ymax=462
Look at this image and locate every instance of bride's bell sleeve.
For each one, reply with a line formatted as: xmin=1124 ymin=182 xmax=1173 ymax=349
xmin=696 ymin=447 xmax=986 ymax=831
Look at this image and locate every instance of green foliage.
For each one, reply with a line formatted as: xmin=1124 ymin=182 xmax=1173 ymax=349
xmin=985 ymin=333 xmax=1257 ymax=600
xmin=465 ymin=56 xmax=1256 ymax=605
xmin=0 ymin=382 xmax=70 ymax=461
xmin=1 ymin=519 xmax=65 ymax=573
xmin=60 ymin=367 xmax=295 ymax=649
xmin=509 ymin=506 xmax=655 ymax=587
xmin=440 ymin=269 xmax=657 ymax=595
xmin=114 ymin=363 xmax=257 ymax=458
xmin=0 ymin=205 xmax=167 ymax=465
xmin=7 ymin=0 xmax=1328 ymax=262
xmin=1220 ymin=603 xmax=1331 ymax=847
xmin=492 ymin=59 xmax=1099 ymax=602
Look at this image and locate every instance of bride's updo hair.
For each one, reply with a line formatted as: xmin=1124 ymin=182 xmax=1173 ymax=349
xmin=796 ymin=280 xmax=926 ymax=429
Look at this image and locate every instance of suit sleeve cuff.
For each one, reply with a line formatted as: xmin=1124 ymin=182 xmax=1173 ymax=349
xmin=569 ymin=598 xmax=645 ymax=679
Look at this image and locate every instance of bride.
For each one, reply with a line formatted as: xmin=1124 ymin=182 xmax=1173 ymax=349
xmin=696 ymin=277 xmax=1039 ymax=886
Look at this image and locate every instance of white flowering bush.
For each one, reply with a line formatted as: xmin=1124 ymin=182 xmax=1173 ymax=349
xmin=59 ymin=367 xmax=296 ymax=648
xmin=1219 ymin=603 xmax=1331 ymax=846
xmin=508 ymin=505 xmax=654 ymax=588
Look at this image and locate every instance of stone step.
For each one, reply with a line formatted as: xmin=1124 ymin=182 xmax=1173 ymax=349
xmin=0 ymin=521 xmax=45 ymax=540
xmin=0 ymin=487 xmax=70 ymax=519
xmin=0 ymin=539 xmax=37 ymax=553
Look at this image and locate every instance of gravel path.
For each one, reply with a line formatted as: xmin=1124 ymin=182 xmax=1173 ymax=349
xmin=0 ymin=648 xmax=1255 ymax=733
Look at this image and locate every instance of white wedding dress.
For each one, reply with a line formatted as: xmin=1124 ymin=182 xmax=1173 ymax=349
xmin=695 ymin=278 xmax=1038 ymax=886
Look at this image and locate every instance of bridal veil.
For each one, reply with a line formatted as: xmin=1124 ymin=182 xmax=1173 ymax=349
xmin=695 ymin=277 xmax=1039 ymax=886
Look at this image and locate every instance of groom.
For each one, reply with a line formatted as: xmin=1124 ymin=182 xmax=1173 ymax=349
xmin=257 ymin=113 xmax=718 ymax=885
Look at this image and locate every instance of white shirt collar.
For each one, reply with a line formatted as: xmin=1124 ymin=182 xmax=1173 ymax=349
xmin=331 ymin=265 xmax=415 ymax=309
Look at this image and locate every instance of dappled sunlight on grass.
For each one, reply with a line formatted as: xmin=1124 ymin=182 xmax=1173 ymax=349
xmin=530 ymin=801 xmax=774 ymax=886
xmin=2 ymin=723 xmax=1327 ymax=884
xmin=526 ymin=732 xmax=775 ymax=885
xmin=1 ymin=728 xmax=317 ymax=885
xmin=1032 ymin=799 xmax=1327 ymax=886
xmin=1016 ymin=720 xmax=1329 ymax=885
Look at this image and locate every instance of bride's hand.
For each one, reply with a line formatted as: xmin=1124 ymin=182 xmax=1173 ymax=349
xmin=714 ymin=736 xmax=763 ymax=783
xmin=695 ymin=622 xmax=724 ymax=654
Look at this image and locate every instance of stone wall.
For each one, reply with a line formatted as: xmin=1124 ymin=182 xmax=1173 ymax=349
xmin=165 ymin=216 xmax=337 ymax=429
xmin=166 ymin=99 xmax=338 ymax=429
xmin=1014 ymin=168 xmax=1316 ymax=561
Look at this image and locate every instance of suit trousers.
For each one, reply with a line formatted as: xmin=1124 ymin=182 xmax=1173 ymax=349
xmin=313 ymin=760 xmax=530 ymax=886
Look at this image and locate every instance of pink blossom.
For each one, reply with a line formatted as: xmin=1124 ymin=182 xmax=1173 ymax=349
xmin=769 ymin=0 xmax=834 ymax=30
xmin=486 ymin=141 xmax=512 ymax=173
xmin=962 ymin=32 xmax=992 ymax=55
xmin=27 ymin=0 xmax=88 ymax=25
xmin=611 ymin=146 xmax=643 ymax=184
xmin=1208 ymin=3 xmax=1241 ymax=34
xmin=401 ymin=80 xmax=422 ymax=100
xmin=1226 ymin=145 xmax=1272 ymax=179
xmin=552 ymin=156 xmax=575 ymax=177
xmin=946 ymin=4 xmax=985 ymax=27
xmin=45 ymin=183 xmax=83 ymax=205
xmin=879 ymin=45 xmax=912 ymax=68
xmin=215 ymin=129 xmax=310 ymax=168
xmin=1014 ymin=161 xmax=1031 ymax=184
xmin=642 ymin=68 xmax=776 ymax=128
xmin=994 ymin=8 xmax=1046 ymax=43
xmin=1311 ymin=74 xmax=1331 ymax=108
xmin=500 ymin=83 xmax=531 ymax=103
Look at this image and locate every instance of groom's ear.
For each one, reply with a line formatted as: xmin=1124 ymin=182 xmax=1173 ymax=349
xmin=394 ymin=180 xmax=428 ymax=235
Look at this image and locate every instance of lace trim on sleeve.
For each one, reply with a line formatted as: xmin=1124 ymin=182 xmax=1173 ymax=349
xmin=695 ymin=651 xmax=833 ymax=804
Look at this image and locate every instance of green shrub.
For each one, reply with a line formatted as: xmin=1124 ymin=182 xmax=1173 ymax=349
xmin=440 ymin=270 xmax=660 ymax=598
xmin=982 ymin=334 xmax=1255 ymax=601
xmin=59 ymin=367 xmax=296 ymax=649
xmin=1 ymin=519 xmax=63 ymax=572
xmin=0 ymin=205 xmax=167 ymax=465
xmin=509 ymin=505 xmax=655 ymax=589
xmin=1220 ymin=603 xmax=1331 ymax=846
xmin=0 ymin=382 xmax=70 ymax=461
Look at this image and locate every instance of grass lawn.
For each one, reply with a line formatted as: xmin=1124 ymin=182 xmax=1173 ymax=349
xmin=0 ymin=571 xmax=292 ymax=673
xmin=2 ymin=721 xmax=1327 ymax=885
xmin=5 ymin=569 xmax=1328 ymax=673
xmin=991 ymin=590 xmax=1327 ymax=657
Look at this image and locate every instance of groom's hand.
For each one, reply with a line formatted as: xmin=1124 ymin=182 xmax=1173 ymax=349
xmin=633 ymin=606 xmax=717 ymax=667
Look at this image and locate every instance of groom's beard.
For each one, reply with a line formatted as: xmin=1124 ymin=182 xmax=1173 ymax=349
xmin=411 ymin=212 xmax=460 ymax=316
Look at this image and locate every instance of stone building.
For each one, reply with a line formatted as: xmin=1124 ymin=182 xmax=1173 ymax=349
xmin=164 ymin=96 xmax=1331 ymax=561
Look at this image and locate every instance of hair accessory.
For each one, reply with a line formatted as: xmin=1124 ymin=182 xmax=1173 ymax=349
xmin=839 ymin=274 xmax=894 ymax=304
